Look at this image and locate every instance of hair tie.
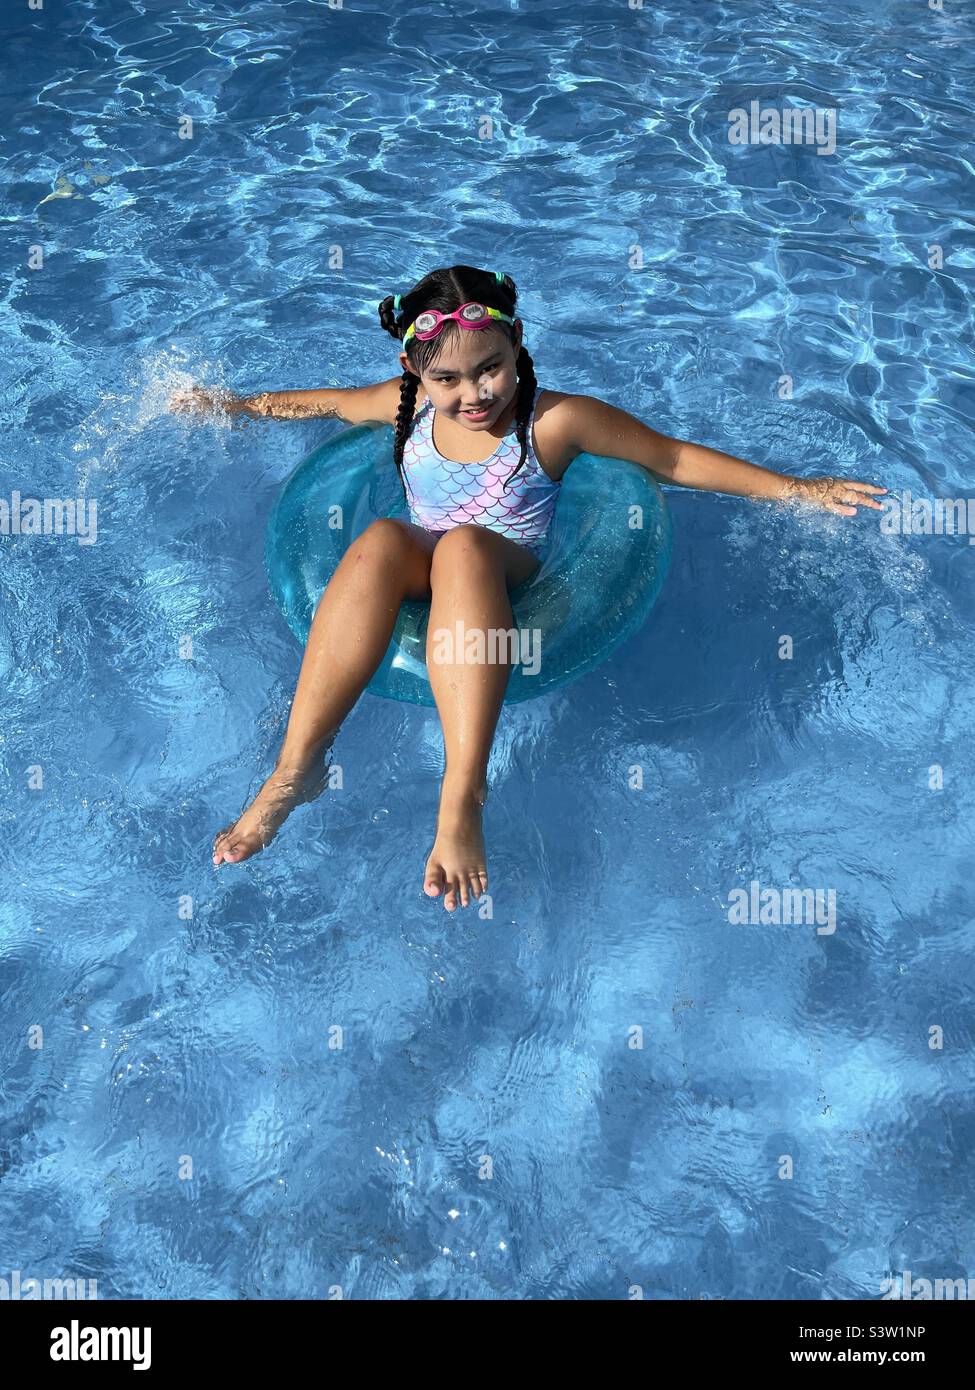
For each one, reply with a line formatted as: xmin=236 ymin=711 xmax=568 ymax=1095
xmin=393 ymin=294 xmax=402 ymax=313
xmin=494 ymin=271 xmax=504 ymax=284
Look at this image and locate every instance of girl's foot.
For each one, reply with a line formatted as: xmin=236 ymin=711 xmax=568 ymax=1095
xmin=212 ymin=758 xmax=329 ymax=866
xmin=423 ymin=779 xmax=489 ymax=911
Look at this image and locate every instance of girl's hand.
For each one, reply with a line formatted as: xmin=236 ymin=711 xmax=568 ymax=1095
xmin=783 ymin=475 xmax=887 ymax=516
xmin=168 ymin=385 xmax=239 ymax=416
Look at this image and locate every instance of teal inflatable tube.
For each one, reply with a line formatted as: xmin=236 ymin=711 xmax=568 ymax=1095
xmin=265 ymin=422 xmax=672 ymax=706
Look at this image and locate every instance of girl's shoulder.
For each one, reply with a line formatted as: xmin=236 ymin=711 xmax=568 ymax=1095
xmin=533 ymin=389 xmax=579 ymax=482
xmin=370 ymin=376 xmax=426 ymax=424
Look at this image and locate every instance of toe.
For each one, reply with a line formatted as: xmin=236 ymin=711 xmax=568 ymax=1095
xmin=468 ymin=873 xmax=483 ymax=902
xmin=213 ymin=827 xmax=253 ymax=865
xmin=213 ymin=823 xmax=240 ymax=863
xmin=443 ymin=879 xmax=458 ymax=912
xmin=424 ymin=861 xmax=445 ymax=898
xmin=457 ymin=877 xmax=469 ymax=908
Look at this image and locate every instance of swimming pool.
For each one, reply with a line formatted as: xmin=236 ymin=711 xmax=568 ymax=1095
xmin=1 ymin=0 xmax=973 ymax=1300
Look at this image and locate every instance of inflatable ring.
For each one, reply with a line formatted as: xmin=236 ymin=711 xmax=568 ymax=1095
xmin=265 ymin=422 xmax=672 ymax=706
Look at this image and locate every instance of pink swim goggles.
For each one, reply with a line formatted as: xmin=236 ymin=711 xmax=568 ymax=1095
xmin=402 ymin=301 xmax=515 ymax=345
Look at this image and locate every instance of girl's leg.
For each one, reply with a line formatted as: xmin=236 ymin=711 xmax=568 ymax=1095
xmin=422 ymin=524 xmax=540 ymax=911
xmin=213 ymin=518 xmax=437 ymax=864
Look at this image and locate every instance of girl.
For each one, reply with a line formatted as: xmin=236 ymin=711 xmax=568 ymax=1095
xmin=171 ymin=263 xmax=885 ymax=912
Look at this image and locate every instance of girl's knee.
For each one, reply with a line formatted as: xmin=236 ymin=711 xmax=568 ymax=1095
xmin=342 ymin=518 xmax=434 ymax=595
xmin=348 ymin=517 xmax=413 ymax=560
xmin=362 ymin=517 xmax=411 ymax=544
xmin=431 ymin=524 xmax=498 ymax=568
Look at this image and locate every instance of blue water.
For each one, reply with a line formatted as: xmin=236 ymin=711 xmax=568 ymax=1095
xmin=2 ymin=0 xmax=974 ymax=1301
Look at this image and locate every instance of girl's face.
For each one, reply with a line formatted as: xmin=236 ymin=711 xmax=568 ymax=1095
xmin=398 ymin=320 xmax=523 ymax=430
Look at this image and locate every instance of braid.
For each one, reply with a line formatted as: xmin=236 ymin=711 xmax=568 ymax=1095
xmin=392 ymin=369 xmax=420 ymax=503
xmin=378 ymin=292 xmax=421 ymax=506
xmin=377 ymin=294 xmax=400 ymax=339
xmin=501 ymin=346 xmax=537 ymax=493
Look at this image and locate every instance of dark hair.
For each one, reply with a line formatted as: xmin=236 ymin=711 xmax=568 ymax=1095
xmin=377 ymin=264 xmax=537 ymax=508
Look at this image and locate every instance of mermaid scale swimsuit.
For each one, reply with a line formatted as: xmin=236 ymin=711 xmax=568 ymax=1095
xmin=401 ymin=385 xmax=561 ymax=560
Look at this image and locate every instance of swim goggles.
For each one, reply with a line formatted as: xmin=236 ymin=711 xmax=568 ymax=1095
xmin=392 ymin=272 xmax=517 ymax=346
xmin=401 ymin=301 xmax=515 ymax=345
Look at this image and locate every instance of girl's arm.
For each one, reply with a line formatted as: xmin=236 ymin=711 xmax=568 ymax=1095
xmin=558 ymin=395 xmax=886 ymax=517
xmin=169 ymin=378 xmax=400 ymax=425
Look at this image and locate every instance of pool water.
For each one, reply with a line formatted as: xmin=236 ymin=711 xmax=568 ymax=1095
xmin=1 ymin=0 xmax=973 ymax=1300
